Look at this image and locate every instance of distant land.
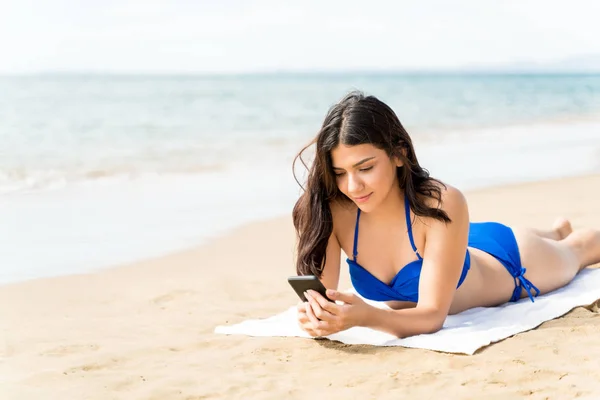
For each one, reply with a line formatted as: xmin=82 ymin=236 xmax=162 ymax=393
xmin=456 ymin=54 xmax=600 ymax=73
xmin=2 ymin=54 xmax=600 ymax=76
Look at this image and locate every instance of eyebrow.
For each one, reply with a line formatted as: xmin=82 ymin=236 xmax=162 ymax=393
xmin=332 ymin=156 xmax=376 ymax=170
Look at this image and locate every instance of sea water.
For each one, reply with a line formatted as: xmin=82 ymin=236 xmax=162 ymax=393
xmin=1 ymin=73 xmax=599 ymax=284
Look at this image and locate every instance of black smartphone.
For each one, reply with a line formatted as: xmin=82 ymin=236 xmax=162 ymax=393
xmin=288 ymin=275 xmax=333 ymax=302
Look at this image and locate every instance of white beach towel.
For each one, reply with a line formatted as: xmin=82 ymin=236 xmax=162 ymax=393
xmin=215 ymin=268 xmax=600 ymax=355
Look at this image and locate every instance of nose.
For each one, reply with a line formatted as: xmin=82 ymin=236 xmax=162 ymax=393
xmin=347 ymin=173 xmax=363 ymax=194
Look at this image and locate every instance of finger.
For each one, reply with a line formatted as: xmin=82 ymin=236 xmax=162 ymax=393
xmin=311 ymin=321 xmax=334 ymax=337
xmin=301 ymin=320 xmax=325 ymax=337
xmin=304 ymin=301 xmax=321 ymax=327
xmin=306 ymin=290 xmax=341 ymax=315
xmin=297 ymin=309 xmax=308 ymax=321
xmin=304 ymin=321 xmax=321 ymax=337
xmin=297 ymin=318 xmax=318 ymax=336
xmin=305 ymin=327 xmax=320 ymax=337
xmin=305 ymin=292 xmax=335 ymax=322
xmin=326 ymin=289 xmax=357 ymax=304
xmin=297 ymin=309 xmax=310 ymax=324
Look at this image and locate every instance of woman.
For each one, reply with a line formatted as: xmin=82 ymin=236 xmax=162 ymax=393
xmin=292 ymin=91 xmax=600 ymax=339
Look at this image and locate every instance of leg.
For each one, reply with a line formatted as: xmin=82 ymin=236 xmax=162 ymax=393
xmin=562 ymin=229 xmax=600 ymax=269
xmin=512 ymin=227 xmax=600 ymax=298
xmin=528 ymin=218 xmax=573 ymax=241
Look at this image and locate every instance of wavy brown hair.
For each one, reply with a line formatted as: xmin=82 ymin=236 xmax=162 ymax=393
xmin=292 ymin=91 xmax=450 ymax=277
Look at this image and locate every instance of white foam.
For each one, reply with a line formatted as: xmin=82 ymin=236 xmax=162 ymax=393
xmin=415 ymin=120 xmax=600 ymax=189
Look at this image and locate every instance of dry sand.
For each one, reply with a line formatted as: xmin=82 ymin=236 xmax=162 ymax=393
xmin=2 ymin=174 xmax=600 ymax=400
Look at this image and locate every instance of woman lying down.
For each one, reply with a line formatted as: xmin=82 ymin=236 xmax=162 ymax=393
xmin=292 ymin=91 xmax=600 ymax=338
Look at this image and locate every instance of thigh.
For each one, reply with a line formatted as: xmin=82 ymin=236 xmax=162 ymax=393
xmin=512 ymin=228 xmax=580 ymax=296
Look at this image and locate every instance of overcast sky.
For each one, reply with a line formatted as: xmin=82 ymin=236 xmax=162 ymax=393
xmin=0 ymin=0 xmax=598 ymax=73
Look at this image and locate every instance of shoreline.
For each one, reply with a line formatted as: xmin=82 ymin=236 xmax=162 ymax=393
xmin=2 ymin=171 xmax=598 ymax=291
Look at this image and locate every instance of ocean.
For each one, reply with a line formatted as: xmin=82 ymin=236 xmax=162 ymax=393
xmin=1 ymin=73 xmax=600 ymax=284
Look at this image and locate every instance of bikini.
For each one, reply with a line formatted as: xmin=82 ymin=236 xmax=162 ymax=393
xmin=347 ymin=195 xmax=541 ymax=303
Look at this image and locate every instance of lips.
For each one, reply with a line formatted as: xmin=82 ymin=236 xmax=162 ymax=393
xmin=353 ymin=193 xmax=372 ymax=203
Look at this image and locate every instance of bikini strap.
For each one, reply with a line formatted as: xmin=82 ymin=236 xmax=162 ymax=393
xmin=405 ymin=195 xmax=423 ymax=260
xmin=352 ymin=208 xmax=361 ymax=261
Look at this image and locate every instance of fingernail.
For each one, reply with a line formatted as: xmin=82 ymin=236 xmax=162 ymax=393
xmin=304 ymin=291 xmax=311 ymax=299
xmin=326 ymin=289 xmax=335 ymax=297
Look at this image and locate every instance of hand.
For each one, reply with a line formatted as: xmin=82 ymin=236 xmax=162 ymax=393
xmin=296 ymin=301 xmax=320 ymax=337
xmin=297 ymin=289 xmax=370 ymax=337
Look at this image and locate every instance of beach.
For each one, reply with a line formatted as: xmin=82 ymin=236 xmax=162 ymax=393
xmin=2 ymin=173 xmax=600 ymax=400
xmin=3 ymin=1 xmax=600 ymax=397
xmin=2 ymin=73 xmax=600 ymax=399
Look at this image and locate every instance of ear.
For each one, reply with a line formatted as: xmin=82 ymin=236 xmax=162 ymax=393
xmin=393 ymin=147 xmax=407 ymax=167
xmin=393 ymin=155 xmax=404 ymax=168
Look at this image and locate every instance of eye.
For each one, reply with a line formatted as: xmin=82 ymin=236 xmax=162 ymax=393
xmin=359 ymin=166 xmax=373 ymax=172
xmin=334 ymin=171 xmax=346 ymax=177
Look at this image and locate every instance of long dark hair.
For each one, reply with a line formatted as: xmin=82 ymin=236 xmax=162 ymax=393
xmin=292 ymin=91 xmax=450 ymax=277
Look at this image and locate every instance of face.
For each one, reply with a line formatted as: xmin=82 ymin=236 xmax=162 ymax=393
xmin=330 ymin=143 xmax=402 ymax=212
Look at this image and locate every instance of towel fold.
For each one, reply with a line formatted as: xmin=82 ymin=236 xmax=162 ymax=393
xmin=215 ymin=268 xmax=600 ymax=355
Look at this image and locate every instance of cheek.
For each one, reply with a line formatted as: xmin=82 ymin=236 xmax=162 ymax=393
xmin=335 ymin=176 xmax=347 ymax=193
xmin=371 ymin=168 xmax=396 ymax=191
xmin=369 ymin=170 xmax=388 ymax=187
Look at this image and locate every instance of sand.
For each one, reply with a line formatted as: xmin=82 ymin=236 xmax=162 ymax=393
xmin=2 ymin=174 xmax=600 ymax=400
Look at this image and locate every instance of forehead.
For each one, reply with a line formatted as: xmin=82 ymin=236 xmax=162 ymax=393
xmin=330 ymin=143 xmax=385 ymax=167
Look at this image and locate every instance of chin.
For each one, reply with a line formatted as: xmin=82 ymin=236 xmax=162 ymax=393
xmin=358 ymin=205 xmax=374 ymax=213
xmin=354 ymin=198 xmax=378 ymax=212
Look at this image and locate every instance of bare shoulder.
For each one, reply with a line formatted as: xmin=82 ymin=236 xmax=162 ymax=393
xmin=421 ymin=181 xmax=469 ymax=224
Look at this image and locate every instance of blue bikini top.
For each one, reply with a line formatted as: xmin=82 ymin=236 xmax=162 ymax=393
xmin=347 ymin=195 xmax=470 ymax=303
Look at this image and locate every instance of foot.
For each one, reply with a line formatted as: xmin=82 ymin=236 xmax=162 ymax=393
xmin=552 ymin=217 xmax=573 ymax=240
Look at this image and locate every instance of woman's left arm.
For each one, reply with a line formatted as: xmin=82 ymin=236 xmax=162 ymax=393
xmin=364 ymin=186 xmax=470 ymax=337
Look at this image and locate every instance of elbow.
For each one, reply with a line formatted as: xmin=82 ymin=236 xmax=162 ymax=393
xmin=391 ymin=318 xmax=442 ymax=339
xmin=419 ymin=308 xmax=446 ymax=335
xmin=422 ymin=318 xmax=444 ymax=335
xmin=378 ymin=307 xmax=447 ymax=338
xmin=388 ymin=309 xmax=446 ymax=338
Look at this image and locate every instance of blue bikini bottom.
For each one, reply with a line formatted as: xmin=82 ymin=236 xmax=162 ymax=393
xmin=469 ymin=222 xmax=540 ymax=302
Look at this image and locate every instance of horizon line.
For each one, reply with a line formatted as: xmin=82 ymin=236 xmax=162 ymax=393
xmin=2 ymin=67 xmax=600 ymax=77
